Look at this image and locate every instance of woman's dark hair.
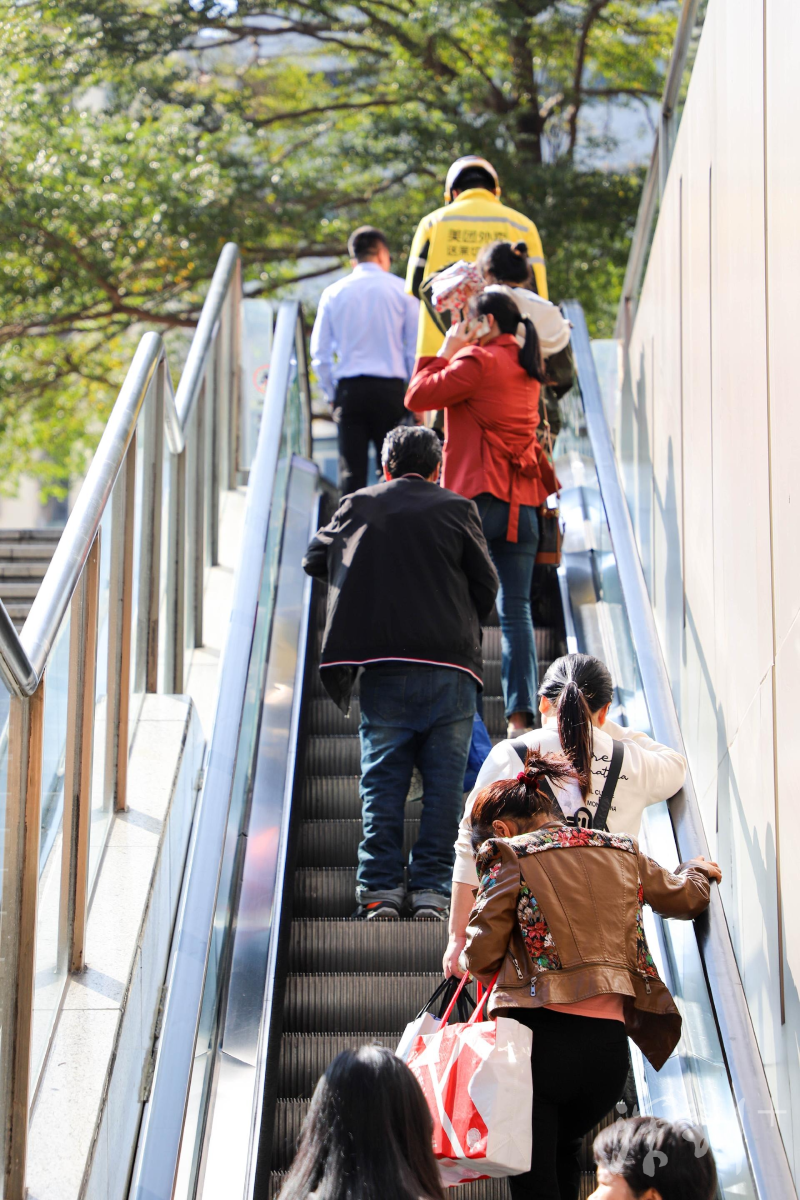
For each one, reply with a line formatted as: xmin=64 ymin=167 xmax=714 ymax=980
xmin=471 ymin=290 xmax=545 ymax=382
xmin=477 ymin=239 xmax=530 ymax=285
xmin=539 ymin=653 xmax=614 ymax=798
xmin=278 ymin=1045 xmax=445 ymax=1200
xmin=381 ymin=424 xmax=442 ymax=479
xmin=593 ymin=1117 xmax=718 ymax=1200
xmin=469 ymin=750 xmax=576 ymax=852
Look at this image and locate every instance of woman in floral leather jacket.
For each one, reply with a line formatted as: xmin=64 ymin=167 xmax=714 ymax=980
xmin=461 ymin=750 xmax=721 ymax=1200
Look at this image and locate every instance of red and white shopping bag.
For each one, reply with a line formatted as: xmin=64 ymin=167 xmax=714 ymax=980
xmin=406 ymin=974 xmax=533 ymax=1186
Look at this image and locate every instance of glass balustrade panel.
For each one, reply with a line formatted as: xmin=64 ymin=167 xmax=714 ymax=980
xmin=31 ymin=605 xmax=71 ymax=1086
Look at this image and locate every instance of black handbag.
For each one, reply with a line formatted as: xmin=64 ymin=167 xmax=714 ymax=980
xmin=543 ymin=342 xmax=576 ymax=400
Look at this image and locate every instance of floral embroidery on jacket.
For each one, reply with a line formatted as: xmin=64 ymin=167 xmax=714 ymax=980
xmin=517 ymin=884 xmax=562 ymax=971
xmin=635 ymin=883 xmax=659 ymax=979
xmin=510 ymin=825 xmax=637 ymax=857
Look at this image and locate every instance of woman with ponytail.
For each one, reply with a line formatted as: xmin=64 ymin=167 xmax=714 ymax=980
xmin=405 ymin=289 xmax=556 ymax=734
xmin=444 ymin=653 xmax=688 ymax=979
xmin=459 ymin=751 xmax=720 ymax=1200
xmin=478 ymin=239 xmax=572 ymax=360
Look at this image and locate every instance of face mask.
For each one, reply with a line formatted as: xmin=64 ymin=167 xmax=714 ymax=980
xmin=468 ymin=317 xmax=491 ymax=338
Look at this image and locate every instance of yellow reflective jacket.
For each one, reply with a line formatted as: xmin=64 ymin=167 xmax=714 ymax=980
xmin=405 ymin=188 xmax=548 ymax=356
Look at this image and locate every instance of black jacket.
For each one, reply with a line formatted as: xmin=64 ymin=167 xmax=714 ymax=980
xmin=303 ymin=476 xmax=499 ymax=711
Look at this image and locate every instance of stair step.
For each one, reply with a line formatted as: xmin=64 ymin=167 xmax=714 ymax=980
xmin=283 ymin=972 xmax=442 ymax=1033
xmin=277 ymin=1033 xmax=399 ymax=1098
xmin=300 ymin=779 xmax=423 ymax=821
xmin=267 ymin=1172 xmax=519 ymax=1199
xmin=296 ymin=818 xmax=419 ymax=868
xmin=307 ymin=697 xmax=361 ymax=735
xmin=0 ymin=563 xmax=50 ymax=580
xmin=0 ymin=581 xmax=41 ymax=600
xmin=288 ymin=920 xmax=447 ymax=973
xmin=0 ymin=528 xmax=61 ymax=542
xmin=2 ymin=601 xmax=32 ymax=619
xmin=0 ymin=544 xmax=58 ymax=561
xmin=305 ymin=736 xmax=361 ymax=776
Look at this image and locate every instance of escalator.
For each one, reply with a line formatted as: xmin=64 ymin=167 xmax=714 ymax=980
xmin=130 ymin=299 xmax=796 ymax=1200
xmin=267 ymin=619 xmax=572 ymax=1200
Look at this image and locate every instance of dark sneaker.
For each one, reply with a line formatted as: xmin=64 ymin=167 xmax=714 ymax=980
xmin=352 ymin=898 xmax=402 ymax=920
xmin=409 ymin=891 xmax=450 ymax=921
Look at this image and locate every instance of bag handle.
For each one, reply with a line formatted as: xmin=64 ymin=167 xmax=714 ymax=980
xmin=466 ymin=971 xmax=501 ymax=1024
xmin=438 ymin=972 xmax=472 ymax=1026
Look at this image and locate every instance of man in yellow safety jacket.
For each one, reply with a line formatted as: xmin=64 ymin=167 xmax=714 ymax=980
xmin=405 ymin=155 xmax=548 ymax=356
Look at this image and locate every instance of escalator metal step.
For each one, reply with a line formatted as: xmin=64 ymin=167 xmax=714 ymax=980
xmin=296 ymin=819 xmax=419 ymax=868
xmin=293 ymin=867 xmax=357 ymax=917
xmin=308 ymin=697 xmax=362 ymax=735
xmin=482 ymin=625 xmax=559 ymax=662
xmin=306 ymin=736 xmax=361 ymax=776
xmin=301 ymin=775 xmax=360 ymax=817
xmin=268 ymin=1172 xmax=595 ymax=1199
xmin=284 ymin=973 xmax=442 ymax=1033
xmin=289 ymin=919 xmax=448 ymax=973
xmin=278 ymin=1033 xmax=399 ymax=1097
xmin=272 ymin=1100 xmax=309 ymax=1170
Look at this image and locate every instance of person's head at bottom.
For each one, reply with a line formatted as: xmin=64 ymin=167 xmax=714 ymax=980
xmin=382 ymin=424 xmax=442 ymax=483
xmin=590 ymin=1117 xmax=718 ymax=1200
xmin=277 ymin=1045 xmax=444 ymax=1200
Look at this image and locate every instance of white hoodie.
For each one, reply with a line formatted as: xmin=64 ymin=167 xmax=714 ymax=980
xmin=484 ymin=284 xmax=572 ymax=356
xmin=453 ymin=716 xmax=687 ymax=887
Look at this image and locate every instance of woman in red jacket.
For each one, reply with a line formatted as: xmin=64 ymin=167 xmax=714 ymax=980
xmin=405 ymin=290 xmax=556 ymax=734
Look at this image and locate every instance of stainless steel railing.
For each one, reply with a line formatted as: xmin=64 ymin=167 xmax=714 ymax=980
xmin=0 ymin=243 xmax=242 ymax=1200
xmin=615 ymin=0 xmax=706 ymax=342
xmin=130 ymin=301 xmax=313 ymax=1200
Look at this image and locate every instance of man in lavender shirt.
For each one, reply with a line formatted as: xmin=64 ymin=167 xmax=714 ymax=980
xmin=311 ymin=226 xmax=420 ymax=496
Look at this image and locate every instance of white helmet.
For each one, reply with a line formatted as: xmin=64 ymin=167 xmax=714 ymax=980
xmin=444 ymin=156 xmax=500 ymax=203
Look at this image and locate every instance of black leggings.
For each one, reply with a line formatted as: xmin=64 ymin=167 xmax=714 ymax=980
xmin=505 ymin=1007 xmax=629 ymax=1200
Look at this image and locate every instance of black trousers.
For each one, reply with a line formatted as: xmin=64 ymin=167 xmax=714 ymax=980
xmin=506 ymin=1007 xmax=629 ymax=1200
xmin=333 ymin=375 xmax=407 ymax=496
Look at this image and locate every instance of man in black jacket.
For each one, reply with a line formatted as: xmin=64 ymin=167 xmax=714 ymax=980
xmin=303 ymin=425 xmax=498 ymax=920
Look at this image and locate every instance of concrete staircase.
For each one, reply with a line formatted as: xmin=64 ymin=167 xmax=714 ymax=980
xmin=0 ymin=529 xmax=62 ymax=631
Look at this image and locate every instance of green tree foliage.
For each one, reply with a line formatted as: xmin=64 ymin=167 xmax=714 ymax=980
xmin=0 ymin=0 xmax=678 ymax=493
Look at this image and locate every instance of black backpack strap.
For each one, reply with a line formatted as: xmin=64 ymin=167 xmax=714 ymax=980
xmin=510 ymin=737 xmax=566 ymax=823
xmin=593 ymin=739 xmax=624 ymax=831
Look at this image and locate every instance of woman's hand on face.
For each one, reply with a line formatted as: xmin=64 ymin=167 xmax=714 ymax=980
xmin=689 ymin=855 xmax=722 ymax=883
xmin=443 ymin=935 xmax=467 ymax=978
xmin=440 ymin=319 xmax=477 ymax=361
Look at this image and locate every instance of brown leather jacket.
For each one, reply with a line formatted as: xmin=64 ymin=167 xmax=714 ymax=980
xmin=461 ymin=821 xmax=711 ymax=1070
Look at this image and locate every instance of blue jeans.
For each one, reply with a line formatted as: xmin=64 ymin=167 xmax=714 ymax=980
xmin=475 ymin=494 xmax=540 ymax=719
xmin=357 ymin=665 xmax=477 ymax=899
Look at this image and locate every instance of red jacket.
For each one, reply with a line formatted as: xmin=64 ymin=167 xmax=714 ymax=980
xmin=405 ymin=334 xmax=557 ymax=541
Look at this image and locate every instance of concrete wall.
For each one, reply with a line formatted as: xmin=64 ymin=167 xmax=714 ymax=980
xmin=618 ymin=0 xmax=800 ymax=1177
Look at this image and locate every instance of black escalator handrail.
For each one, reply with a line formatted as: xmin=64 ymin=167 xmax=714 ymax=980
xmin=129 ymin=301 xmax=311 ymax=1200
xmin=562 ymin=300 xmax=796 ymax=1200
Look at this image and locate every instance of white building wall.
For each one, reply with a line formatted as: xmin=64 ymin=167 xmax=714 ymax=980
xmin=618 ymin=0 xmax=800 ymax=1176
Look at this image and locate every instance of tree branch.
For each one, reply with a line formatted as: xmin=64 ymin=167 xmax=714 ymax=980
xmin=247 ymin=96 xmax=396 ymax=128
xmin=567 ymin=0 xmax=612 ymax=158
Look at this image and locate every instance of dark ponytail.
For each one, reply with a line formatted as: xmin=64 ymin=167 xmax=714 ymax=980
xmin=538 ymin=654 xmax=614 ymax=798
xmin=471 ymin=291 xmax=546 ymax=382
xmin=469 ymin=750 xmax=576 ymax=852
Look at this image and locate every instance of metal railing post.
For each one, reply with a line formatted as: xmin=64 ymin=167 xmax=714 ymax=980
xmin=210 ymin=338 xmax=220 ymax=567
xmin=137 ymin=359 xmax=165 ymax=694
xmin=193 ymin=379 xmax=207 ymax=648
xmin=106 ymin=436 xmax=136 ymax=812
xmin=229 ymin=263 xmax=242 ymax=484
xmin=1 ymin=682 xmax=45 ymax=1200
xmin=59 ymin=536 xmax=100 ymax=972
xmin=165 ymin=439 xmax=187 ymax=694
